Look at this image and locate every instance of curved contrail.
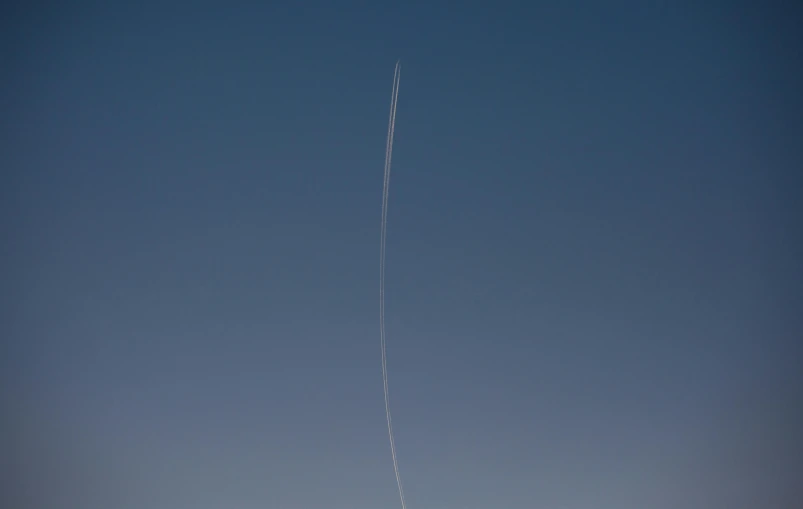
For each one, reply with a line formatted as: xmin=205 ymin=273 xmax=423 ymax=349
xmin=380 ymin=60 xmax=405 ymax=509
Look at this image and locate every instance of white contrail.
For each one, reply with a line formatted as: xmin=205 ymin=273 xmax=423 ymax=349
xmin=380 ymin=60 xmax=406 ymax=509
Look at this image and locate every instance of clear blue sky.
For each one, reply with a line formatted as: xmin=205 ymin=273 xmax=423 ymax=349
xmin=3 ymin=1 xmax=801 ymax=508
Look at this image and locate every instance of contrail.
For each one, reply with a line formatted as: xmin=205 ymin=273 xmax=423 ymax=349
xmin=380 ymin=60 xmax=406 ymax=509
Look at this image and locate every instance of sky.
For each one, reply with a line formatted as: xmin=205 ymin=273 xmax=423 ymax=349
xmin=2 ymin=1 xmax=802 ymax=508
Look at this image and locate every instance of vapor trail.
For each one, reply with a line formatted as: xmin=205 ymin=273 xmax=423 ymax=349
xmin=380 ymin=61 xmax=406 ymax=509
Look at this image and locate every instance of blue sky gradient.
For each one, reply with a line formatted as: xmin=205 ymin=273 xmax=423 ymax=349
xmin=3 ymin=1 xmax=802 ymax=508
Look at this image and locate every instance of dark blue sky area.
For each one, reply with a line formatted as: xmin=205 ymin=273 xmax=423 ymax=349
xmin=3 ymin=2 xmax=802 ymax=508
